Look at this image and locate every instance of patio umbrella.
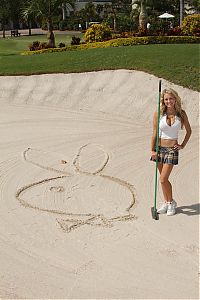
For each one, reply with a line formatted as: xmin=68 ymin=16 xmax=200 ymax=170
xmin=158 ymin=13 xmax=174 ymax=19
xmin=158 ymin=12 xmax=174 ymax=32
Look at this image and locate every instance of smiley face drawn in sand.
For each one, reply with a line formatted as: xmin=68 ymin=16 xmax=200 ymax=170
xmin=16 ymin=144 xmax=137 ymax=233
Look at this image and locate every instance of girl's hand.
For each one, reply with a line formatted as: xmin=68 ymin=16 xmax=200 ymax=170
xmin=173 ymin=144 xmax=183 ymax=151
xmin=151 ymin=150 xmax=157 ymax=160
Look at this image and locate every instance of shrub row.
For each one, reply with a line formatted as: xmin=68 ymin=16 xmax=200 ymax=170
xmin=22 ymin=35 xmax=200 ymax=56
xmin=28 ymin=36 xmax=81 ymax=51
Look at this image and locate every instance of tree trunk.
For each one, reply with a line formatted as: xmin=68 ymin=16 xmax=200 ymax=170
xmin=62 ymin=3 xmax=66 ymax=20
xmin=2 ymin=25 xmax=6 ymax=38
xmin=113 ymin=15 xmax=117 ymax=31
xmin=47 ymin=21 xmax=55 ymax=48
xmin=28 ymin=20 xmax=32 ymax=36
xmin=180 ymin=0 xmax=184 ymax=27
xmin=111 ymin=6 xmax=117 ymax=31
xmin=139 ymin=0 xmax=147 ymax=30
xmin=47 ymin=30 xmax=55 ymax=48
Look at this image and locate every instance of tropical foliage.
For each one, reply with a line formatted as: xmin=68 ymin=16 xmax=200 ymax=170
xmin=84 ymin=24 xmax=112 ymax=43
xmin=190 ymin=0 xmax=200 ymax=12
xmin=1 ymin=0 xmax=199 ymax=38
xmin=76 ymin=2 xmax=101 ymax=30
xmin=131 ymin=0 xmax=181 ymax=30
xmin=22 ymin=0 xmax=74 ymax=47
xmin=182 ymin=14 xmax=200 ymax=36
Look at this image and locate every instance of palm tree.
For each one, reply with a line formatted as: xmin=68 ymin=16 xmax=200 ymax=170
xmin=103 ymin=0 xmax=131 ymax=31
xmin=139 ymin=0 xmax=148 ymax=30
xmin=191 ymin=0 xmax=200 ymax=12
xmin=0 ymin=0 xmax=10 ymax=38
xmin=180 ymin=0 xmax=184 ymax=27
xmin=22 ymin=0 xmax=74 ymax=47
xmin=131 ymin=0 xmax=150 ymax=30
xmin=62 ymin=2 xmax=74 ymax=19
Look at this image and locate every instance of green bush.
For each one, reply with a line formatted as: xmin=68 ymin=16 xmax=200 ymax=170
xmin=167 ymin=27 xmax=183 ymax=36
xmin=71 ymin=36 xmax=81 ymax=45
xmin=103 ymin=15 xmax=131 ymax=33
xmin=41 ymin=16 xmax=60 ymax=30
xmin=28 ymin=41 xmax=40 ymax=51
xmin=84 ymin=24 xmax=112 ymax=43
xmin=182 ymin=14 xmax=200 ymax=36
xmin=28 ymin=41 xmax=48 ymax=51
xmin=58 ymin=42 xmax=66 ymax=48
xmin=59 ymin=20 xmax=68 ymax=30
xmin=59 ymin=16 xmax=79 ymax=31
xmin=117 ymin=15 xmax=131 ymax=32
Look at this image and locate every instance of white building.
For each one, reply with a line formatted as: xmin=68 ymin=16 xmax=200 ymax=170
xmin=75 ymin=0 xmax=112 ymax=11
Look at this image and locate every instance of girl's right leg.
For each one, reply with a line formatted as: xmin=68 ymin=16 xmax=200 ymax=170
xmin=159 ymin=163 xmax=174 ymax=202
xmin=158 ymin=163 xmax=167 ymax=202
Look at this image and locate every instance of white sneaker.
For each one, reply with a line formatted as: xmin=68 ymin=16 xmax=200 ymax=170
xmin=167 ymin=200 xmax=177 ymax=216
xmin=157 ymin=202 xmax=168 ymax=214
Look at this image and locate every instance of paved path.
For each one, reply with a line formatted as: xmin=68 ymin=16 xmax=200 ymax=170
xmin=0 ymin=28 xmax=81 ymax=38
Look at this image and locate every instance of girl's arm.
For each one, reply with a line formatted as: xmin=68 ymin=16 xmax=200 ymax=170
xmin=150 ymin=111 xmax=158 ymax=158
xmin=181 ymin=111 xmax=192 ymax=148
xmin=174 ymin=111 xmax=192 ymax=150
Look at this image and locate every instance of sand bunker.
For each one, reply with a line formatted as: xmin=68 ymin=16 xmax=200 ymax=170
xmin=0 ymin=70 xmax=199 ymax=299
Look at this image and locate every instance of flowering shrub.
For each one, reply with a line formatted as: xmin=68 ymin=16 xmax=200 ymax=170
xmin=23 ymin=36 xmax=200 ymax=55
xmin=28 ymin=41 xmax=40 ymax=51
xmin=118 ymin=31 xmax=130 ymax=38
xmin=135 ymin=29 xmax=149 ymax=37
xmin=71 ymin=36 xmax=81 ymax=45
xmin=84 ymin=24 xmax=112 ymax=43
xmin=40 ymin=42 xmax=48 ymax=49
xmin=167 ymin=27 xmax=183 ymax=36
xmin=182 ymin=14 xmax=200 ymax=36
xmin=28 ymin=41 xmax=48 ymax=51
xmin=58 ymin=42 xmax=66 ymax=48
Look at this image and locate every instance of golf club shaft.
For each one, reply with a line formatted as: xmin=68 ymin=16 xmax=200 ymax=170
xmin=154 ymin=80 xmax=162 ymax=211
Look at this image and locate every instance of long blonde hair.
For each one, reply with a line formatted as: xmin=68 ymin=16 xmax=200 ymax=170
xmin=160 ymin=88 xmax=184 ymax=125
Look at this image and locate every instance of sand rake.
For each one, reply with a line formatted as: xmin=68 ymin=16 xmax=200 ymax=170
xmin=151 ymin=80 xmax=162 ymax=220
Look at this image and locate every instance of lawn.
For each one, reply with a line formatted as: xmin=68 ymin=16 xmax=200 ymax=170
xmin=0 ymin=34 xmax=199 ymax=91
xmin=0 ymin=33 xmax=82 ymax=55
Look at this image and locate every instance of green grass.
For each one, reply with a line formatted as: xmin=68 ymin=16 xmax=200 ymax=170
xmin=0 ymin=33 xmax=82 ymax=55
xmin=0 ymin=35 xmax=199 ymax=91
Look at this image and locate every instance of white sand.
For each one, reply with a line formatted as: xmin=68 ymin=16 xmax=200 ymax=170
xmin=0 ymin=70 xmax=199 ymax=299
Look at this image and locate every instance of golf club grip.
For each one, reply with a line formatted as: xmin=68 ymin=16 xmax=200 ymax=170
xmin=159 ymin=79 xmax=162 ymax=93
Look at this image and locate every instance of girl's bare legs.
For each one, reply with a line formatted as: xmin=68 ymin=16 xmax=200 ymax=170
xmin=158 ymin=163 xmax=174 ymax=202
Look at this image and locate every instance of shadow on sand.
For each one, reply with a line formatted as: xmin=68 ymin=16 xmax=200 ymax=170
xmin=176 ymin=203 xmax=200 ymax=216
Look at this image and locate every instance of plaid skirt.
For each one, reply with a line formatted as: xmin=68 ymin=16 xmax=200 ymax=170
xmin=150 ymin=146 xmax=179 ymax=165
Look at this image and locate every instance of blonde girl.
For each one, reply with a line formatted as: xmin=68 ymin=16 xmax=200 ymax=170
xmin=150 ymin=88 xmax=192 ymax=216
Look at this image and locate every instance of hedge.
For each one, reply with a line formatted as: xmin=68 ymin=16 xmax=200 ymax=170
xmin=22 ymin=36 xmax=200 ymax=55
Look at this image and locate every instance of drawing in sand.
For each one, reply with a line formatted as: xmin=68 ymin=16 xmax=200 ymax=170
xmin=16 ymin=144 xmax=137 ymax=233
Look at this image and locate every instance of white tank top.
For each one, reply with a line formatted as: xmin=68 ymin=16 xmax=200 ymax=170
xmin=159 ymin=114 xmax=181 ymax=140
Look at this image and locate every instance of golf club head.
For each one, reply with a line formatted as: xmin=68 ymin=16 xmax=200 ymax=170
xmin=151 ymin=207 xmax=159 ymax=220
